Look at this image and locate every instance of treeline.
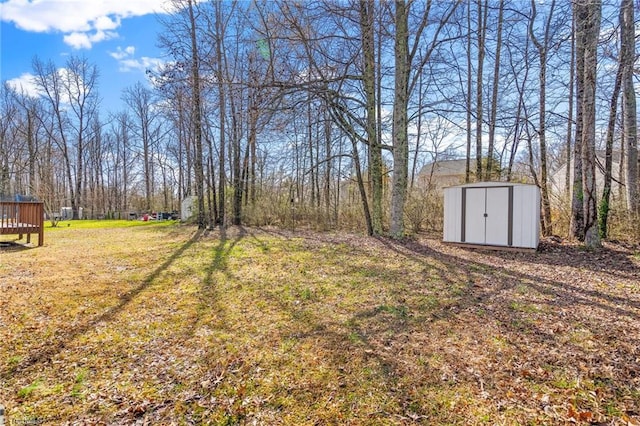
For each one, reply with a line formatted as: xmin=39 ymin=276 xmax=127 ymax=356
xmin=0 ymin=0 xmax=637 ymax=245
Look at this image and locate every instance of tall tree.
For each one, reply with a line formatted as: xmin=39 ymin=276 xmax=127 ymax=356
xmin=475 ymin=0 xmax=488 ymax=181
xmin=111 ymin=112 xmax=133 ymax=214
xmin=390 ymin=0 xmax=459 ymax=237
xmin=485 ymin=0 xmax=504 ymax=181
xmin=390 ymin=0 xmax=409 ymax=237
xmin=528 ymin=0 xmax=555 ymax=237
xmin=575 ymin=0 xmax=601 ymax=247
xmin=465 ymin=0 xmax=473 ymax=183
xmin=123 ymin=82 xmax=156 ymax=212
xmin=620 ymin=0 xmax=638 ymax=221
xmin=564 ymin=15 xmax=575 ymax=196
xmin=32 ymin=55 xmax=99 ymax=219
xmin=0 ymin=84 xmax=19 ymax=196
xmin=360 ymin=0 xmax=383 ymax=235
xmin=214 ymin=0 xmax=228 ymax=227
xmin=598 ymin=65 xmax=622 ymax=239
xmin=570 ymin=7 xmax=585 ymax=242
xmin=187 ymin=0 xmax=207 ymax=229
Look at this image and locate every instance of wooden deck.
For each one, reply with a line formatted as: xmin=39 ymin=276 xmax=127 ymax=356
xmin=0 ymin=201 xmax=44 ymax=246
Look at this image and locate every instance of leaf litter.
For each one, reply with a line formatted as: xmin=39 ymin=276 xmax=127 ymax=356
xmin=0 ymin=225 xmax=638 ymax=425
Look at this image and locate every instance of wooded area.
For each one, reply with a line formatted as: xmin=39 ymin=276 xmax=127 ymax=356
xmin=0 ymin=0 xmax=638 ymax=245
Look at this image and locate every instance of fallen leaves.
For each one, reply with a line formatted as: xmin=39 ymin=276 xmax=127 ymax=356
xmin=567 ymin=404 xmax=594 ymax=423
xmin=1 ymin=225 xmax=639 ymax=424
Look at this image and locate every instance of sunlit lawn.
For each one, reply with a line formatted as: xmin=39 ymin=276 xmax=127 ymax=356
xmin=1 ymin=222 xmax=639 ymax=424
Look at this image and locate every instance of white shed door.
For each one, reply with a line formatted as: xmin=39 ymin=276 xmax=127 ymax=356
xmin=464 ymin=186 xmax=510 ymax=246
xmin=485 ymin=187 xmax=509 ymax=246
xmin=464 ymin=188 xmax=486 ymax=244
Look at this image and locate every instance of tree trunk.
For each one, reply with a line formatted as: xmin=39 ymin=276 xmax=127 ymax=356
xmin=621 ymin=0 xmax=638 ymax=221
xmin=360 ymin=0 xmax=383 ymax=234
xmin=475 ymin=0 xmax=488 ymax=181
xmin=410 ymin=72 xmax=423 ymax=189
xmin=323 ymin=110 xmax=332 ymax=219
xmin=352 ymin=137 xmax=373 ymax=236
xmin=188 ymin=0 xmax=206 ymax=229
xmin=570 ymin=7 xmax=585 ymax=241
xmin=465 ymin=0 xmax=472 ymax=183
xmin=390 ymin=0 xmax=409 ymax=238
xmin=486 ymin=0 xmax=504 ymax=181
xmin=230 ymin=91 xmax=242 ymax=226
xmin=529 ymin=0 xmax=555 ymax=237
xmin=215 ymin=2 xmax=226 ymax=227
xmin=506 ymin=36 xmax=531 ymax=181
xmin=598 ymin=64 xmax=622 ymax=239
xmin=565 ymin=17 xmax=575 ymax=196
xmin=577 ymin=0 xmax=601 ymax=248
xmin=307 ymin=98 xmax=316 ymax=207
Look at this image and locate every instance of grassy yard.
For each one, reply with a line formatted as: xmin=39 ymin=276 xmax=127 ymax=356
xmin=1 ymin=222 xmax=639 ymax=425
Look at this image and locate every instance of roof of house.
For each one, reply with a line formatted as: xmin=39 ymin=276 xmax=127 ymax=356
xmin=418 ymin=159 xmax=475 ymax=178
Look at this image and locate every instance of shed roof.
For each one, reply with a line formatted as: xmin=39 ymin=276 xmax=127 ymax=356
xmin=445 ymin=182 xmax=538 ymax=189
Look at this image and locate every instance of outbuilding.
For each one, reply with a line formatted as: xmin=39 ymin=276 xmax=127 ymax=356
xmin=443 ymin=182 xmax=540 ymax=251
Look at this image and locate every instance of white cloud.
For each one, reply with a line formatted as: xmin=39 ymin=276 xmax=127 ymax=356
xmin=7 ymin=69 xmax=91 ymax=106
xmin=109 ymin=45 xmax=163 ymax=73
xmin=0 ymin=0 xmax=177 ymax=49
xmin=63 ymin=33 xmax=93 ymax=50
xmin=110 ymin=46 xmax=137 ymax=61
xmin=120 ymin=56 xmax=164 ymax=73
xmin=6 ymin=73 xmax=42 ymax=98
xmin=94 ymin=15 xmax=121 ymax=32
xmin=64 ymin=30 xmax=117 ymax=49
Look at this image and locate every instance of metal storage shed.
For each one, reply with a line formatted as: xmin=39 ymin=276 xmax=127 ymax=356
xmin=443 ymin=182 xmax=540 ymax=251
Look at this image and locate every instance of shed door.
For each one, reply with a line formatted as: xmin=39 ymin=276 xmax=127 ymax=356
xmin=463 ymin=187 xmax=510 ymax=246
xmin=464 ymin=188 xmax=486 ymax=244
xmin=485 ymin=187 xmax=509 ymax=246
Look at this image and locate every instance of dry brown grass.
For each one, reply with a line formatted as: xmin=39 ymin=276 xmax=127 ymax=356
xmin=1 ymin=222 xmax=639 ymax=425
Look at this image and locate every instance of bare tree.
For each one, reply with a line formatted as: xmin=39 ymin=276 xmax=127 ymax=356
xmin=475 ymin=0 xmax=488 ymax=181
xmin=360 ymin=0 xmax=383 ymax=234
xmin=486 ymin=0 xmax=504 ymax=181
xmin=505 ymin=27 xmax=532 ymax=182
xmin=390 ymin=0 xmax=410 ymax=237
xmin=620 ymin=0 xmax=638 ymax=221
xmin=122 ymin=82 xmax=157 ymax=212
xmin=187 ymin=0 xmax=207 ymax=229
xmin=575 ymin=0 xmax=601 ymax=248
xmin=0 ymin=85 xmax=20 ymax=196
xmin=465 ymin=0 xmax=473 ymax=183
xmin=570 ymin=7 xmax=585 ymax=242
xmin=213 ymin=0 xmax=229 ymax=226
xmin=564 ymin=15 xmax=575 ymax=196
xmin=390 ymin=0 xmax=460 ymax=237
xmin=598 ymin=65 xmax=622 ymax=239
xmin=32 ymin=55 xmax=99 ymax=219
xmin=528 ymin=0 xmax=555 ymax=237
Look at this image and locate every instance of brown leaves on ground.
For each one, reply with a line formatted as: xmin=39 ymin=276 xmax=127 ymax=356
xmin=0 ymin=225 xmax=638 ymax=425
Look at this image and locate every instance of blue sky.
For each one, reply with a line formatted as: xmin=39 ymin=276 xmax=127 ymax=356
xmin=0 ymin=0 xmax=174 ymax=113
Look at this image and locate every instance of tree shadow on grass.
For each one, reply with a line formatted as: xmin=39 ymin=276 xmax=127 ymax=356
xmin=180 ymin=226 xmax=248 ymax=341
xmin=372 ymin=237 xmax=640 ymax=391
xmin=492 ymin=240 xmax=640 ymax=280
xmin=237 ymin=259 xmax=457 ymax=421
xmin=1 ymin=229 xmax=204 ymax=381
xmin=394 ymin=238 xmax=640 ymax=319
xmin=288 ymin=234 xmax=640 ymax=420
xmin=186 ymin=230 xmax=639 ymax=422
xmin=53 ymin=227 xmax=632 ymax=423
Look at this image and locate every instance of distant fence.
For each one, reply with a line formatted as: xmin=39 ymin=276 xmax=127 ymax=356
xmin=0 ymin=201 xmax=44 ymax=246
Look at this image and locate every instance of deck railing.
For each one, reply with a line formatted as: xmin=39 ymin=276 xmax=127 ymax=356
xmin=0 ymin=201 xmax=44 ymax=246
